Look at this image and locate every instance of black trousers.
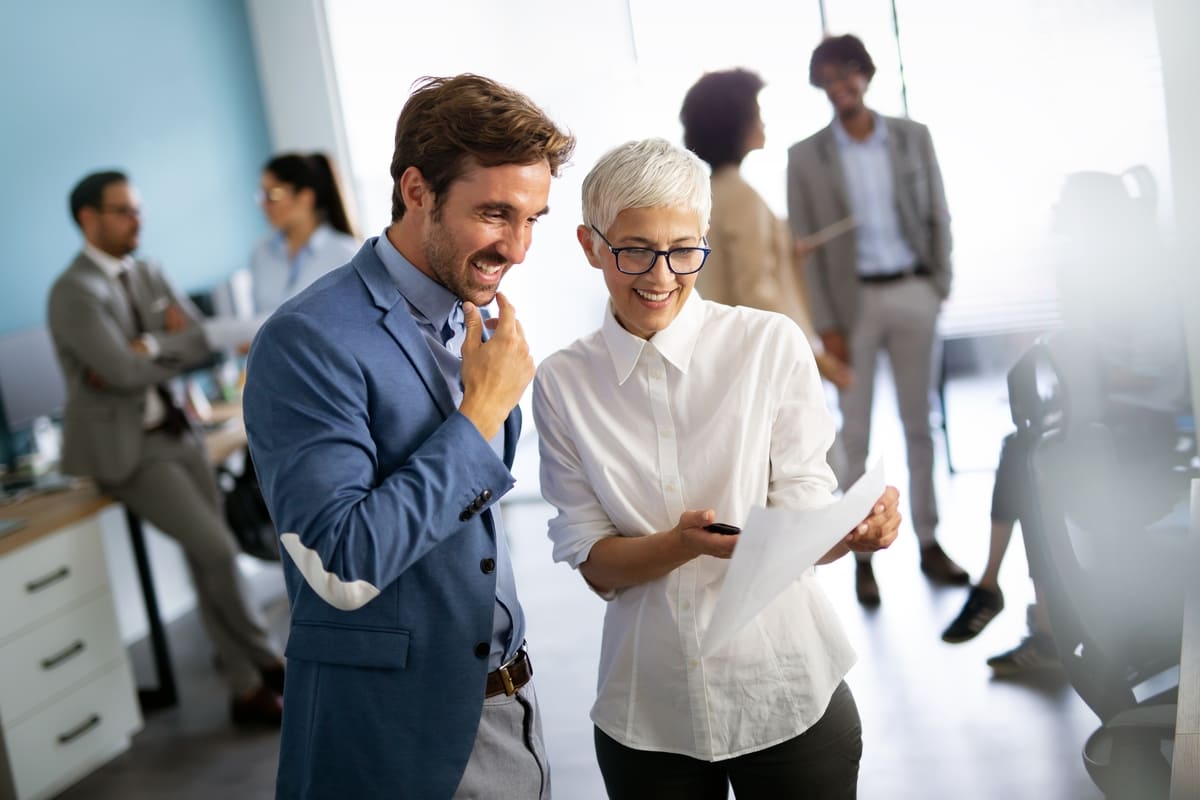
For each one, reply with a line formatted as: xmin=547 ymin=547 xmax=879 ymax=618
xmin=594 ymin=680 xmax=862 ymax=800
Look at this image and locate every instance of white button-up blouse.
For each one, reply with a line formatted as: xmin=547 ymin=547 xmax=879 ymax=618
xmin=532 ymin=291 xmax=856 ymax=761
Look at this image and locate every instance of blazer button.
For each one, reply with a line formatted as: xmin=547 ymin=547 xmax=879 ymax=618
xmin=480 ymin=558 xmax=496 ymax=574
xmin=459 ymin=510 xmax=472 ymax=522
xmin=479 ymin=488 xmax=493 ymax=503
xmin=474 ymin=642 xmax=489 ymax=659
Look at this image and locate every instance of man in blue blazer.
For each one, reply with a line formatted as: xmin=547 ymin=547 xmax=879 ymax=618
xmin=243 ymin=74 xmax=575 ymax=799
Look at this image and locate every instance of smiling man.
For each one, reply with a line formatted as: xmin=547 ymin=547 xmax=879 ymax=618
xmin=242 ymin=75 xmax=574 ymax=799
xmin=786 ymin=34 xmax=966 ymax=607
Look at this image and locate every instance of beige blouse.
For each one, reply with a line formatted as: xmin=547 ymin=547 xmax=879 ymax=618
xmin=697 ymin=166 xmax=816 ymax=338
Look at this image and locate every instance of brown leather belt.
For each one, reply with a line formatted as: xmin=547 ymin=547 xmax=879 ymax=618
xmin=485 ymin=648 xmax=532 ymax=698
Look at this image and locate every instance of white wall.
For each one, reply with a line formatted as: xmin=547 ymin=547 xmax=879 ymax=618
xmin=1153 ymin=0 xmax=1200 ymax=426
xmin=244 ymin=0 xmax=361 ymax=224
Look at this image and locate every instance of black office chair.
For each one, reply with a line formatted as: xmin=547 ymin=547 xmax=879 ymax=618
xmin=1007 ymin=332 xmax=1192 ymax=799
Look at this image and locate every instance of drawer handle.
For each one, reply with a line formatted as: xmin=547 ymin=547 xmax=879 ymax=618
xmin=41 ymin=639 xmax=86 ymax=670
xmin=56 ymin=713 xmax=102 ymax=745
xmin=25 ymin=565 xmax=71 ymax=593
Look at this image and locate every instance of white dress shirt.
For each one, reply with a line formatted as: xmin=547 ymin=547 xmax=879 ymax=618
xmin=533 ymin=292 xmax=856 ymax=761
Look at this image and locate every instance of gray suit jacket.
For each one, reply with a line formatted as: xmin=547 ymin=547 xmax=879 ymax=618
xmin=786 ymin=115 xmax=952 ymax=334
xmin=47 ymin=252 xmax=211 ymax=485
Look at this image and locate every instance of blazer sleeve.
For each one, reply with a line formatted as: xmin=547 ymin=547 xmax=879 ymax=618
xmin=139 ymin=262 xmax=214 ymax=368
xmin=47 ymin=275 xmax=191 ymax=392
xmin=787 ymin=145 xmax=838 ymax=333
xmin=243 ymin=310 xmax=515 ymax=611
xmin=921 ymin=126 xmax=953 ymax=299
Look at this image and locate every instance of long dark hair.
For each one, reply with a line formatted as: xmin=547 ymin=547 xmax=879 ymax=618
xmin=263 ymin=152 xmax=356 ymax=237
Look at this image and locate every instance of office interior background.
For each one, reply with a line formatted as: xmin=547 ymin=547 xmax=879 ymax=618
xmin=0 ymin=0 xmax=1197 ymax=798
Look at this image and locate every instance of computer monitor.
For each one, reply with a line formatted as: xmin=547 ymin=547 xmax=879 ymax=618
xmin=0 ymin=326 xmax=67 ymax=469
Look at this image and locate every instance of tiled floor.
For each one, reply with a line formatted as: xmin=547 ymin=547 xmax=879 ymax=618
xmin=60 ymin=363 xmax=1107 ymax=799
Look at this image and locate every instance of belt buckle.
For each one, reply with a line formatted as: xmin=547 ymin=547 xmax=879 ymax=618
xmin=497 ymin=648 xmax=522 ymax=696
xmin=499 ymin=664 xmax=516 ymax=696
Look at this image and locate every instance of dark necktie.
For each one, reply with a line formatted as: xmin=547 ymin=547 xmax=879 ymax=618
xmin=117 ymin=269 xmax=190 ymax=437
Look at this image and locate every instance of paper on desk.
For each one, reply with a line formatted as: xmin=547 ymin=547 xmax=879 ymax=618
xmin=700 ymin=459 xmax=886 ymax=657
xmin=802 ymin=216 xmax=858 ymax=248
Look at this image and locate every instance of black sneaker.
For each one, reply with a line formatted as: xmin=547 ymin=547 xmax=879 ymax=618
xmin=941 ymin=585 xmax=1004 ymax=643
xmin=987 ymin=633 xmax=1062 ymax=677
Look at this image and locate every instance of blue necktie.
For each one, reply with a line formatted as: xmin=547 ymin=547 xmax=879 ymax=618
xmin=442 ymin=301 xmax=465 ymax=357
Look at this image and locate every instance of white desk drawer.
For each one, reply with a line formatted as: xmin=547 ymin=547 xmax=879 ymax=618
xmin=0 ymin=592 xmax=125 ymax=726
xmin=0 ymin=520 xmax=109 ymax=643
xmin=6 ymin=663 xmax=141 ymax=800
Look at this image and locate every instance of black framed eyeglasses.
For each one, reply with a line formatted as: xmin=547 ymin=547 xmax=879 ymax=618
xmin=98 ymin=205 xmax=142 ymax=218
xmin=590 ymin=225 xmax=711 ymax=275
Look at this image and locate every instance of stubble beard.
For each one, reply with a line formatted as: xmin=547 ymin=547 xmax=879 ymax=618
xmin=423 ymin=217 xmax=505 ymax=307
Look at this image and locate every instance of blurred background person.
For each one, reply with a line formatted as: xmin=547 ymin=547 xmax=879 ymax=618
xmin=48 ymin=170 xmax=286 ymax=726
xmin=680 ymin=67 xmax=851 ymax=389
xmin=940 ymin=166 xmax=1193 ymax=676
xmin=787 ymin=34 xmax=966 ymax=606
xmin=250 ymin=152 xmax=359 ymax=316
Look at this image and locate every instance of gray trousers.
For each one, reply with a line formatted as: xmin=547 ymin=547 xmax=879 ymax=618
xmin=839 ymin=276 xmax=941 ymax=555
xmin=454 ymin=680 xmax=551 ymax=800
xmin=100 ymin=430 xmax=280 ymax=694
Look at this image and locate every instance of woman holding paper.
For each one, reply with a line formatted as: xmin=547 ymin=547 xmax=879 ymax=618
xmin=533 ymin=138 xmax=900 ymax=800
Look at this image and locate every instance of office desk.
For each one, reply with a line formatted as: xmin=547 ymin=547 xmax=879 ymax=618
xmin=0 ymin=408 xmax=249 ymax=715
xmin=0 ymin=483 xmax=142 ymax=800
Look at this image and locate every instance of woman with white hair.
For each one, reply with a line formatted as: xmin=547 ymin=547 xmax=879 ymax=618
xmin=533 ymin=137 xmax=900 ymax=799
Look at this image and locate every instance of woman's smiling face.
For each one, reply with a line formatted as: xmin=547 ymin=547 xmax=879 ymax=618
xmin=580 ymin=205 xmax=706 ymax=340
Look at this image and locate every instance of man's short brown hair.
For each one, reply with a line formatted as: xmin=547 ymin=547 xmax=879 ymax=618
xmin=389 ymin=74 xmax=576 ymax=221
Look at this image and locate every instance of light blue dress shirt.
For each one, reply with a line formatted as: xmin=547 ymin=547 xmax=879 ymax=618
xmin=832 ymin=115 xmax=919 ymax=276
xmin=250 ymin=223 xmax=359 ymax=314
xmin=374 ymin=232 xmax=523 ymax=669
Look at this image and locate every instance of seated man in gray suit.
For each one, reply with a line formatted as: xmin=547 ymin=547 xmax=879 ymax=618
xmin=787 ymin=34 xmax=967 ymax=605
xmin=47 ymin=170 xmax=285 ymax=726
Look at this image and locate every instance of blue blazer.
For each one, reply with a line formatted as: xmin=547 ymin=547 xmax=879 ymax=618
xmin=243 ymin=240 xmax=520 ymax=799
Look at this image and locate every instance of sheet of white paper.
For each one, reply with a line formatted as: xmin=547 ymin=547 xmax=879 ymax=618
xmin=804 ymin=215 xmax=858 ymax=248
xmin=700 ymin=459 xmax=886 ymax=657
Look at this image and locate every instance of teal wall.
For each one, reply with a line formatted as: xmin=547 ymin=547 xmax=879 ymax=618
xmin=0 ymin=0 xmax=272 ymax=334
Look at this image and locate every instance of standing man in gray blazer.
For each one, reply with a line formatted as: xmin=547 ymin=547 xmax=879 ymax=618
xmin=787 ymin=35 xmax=967 ymax=605
xmin=47 ymin=171 xmax=286 ymax=724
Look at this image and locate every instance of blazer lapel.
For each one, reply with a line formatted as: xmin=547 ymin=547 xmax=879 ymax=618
xmin=816 ymin=126 xmax=850 ymax=217
xmin=76 ymin=253 xmax=140 ymax=337
xmin=353 ymin=245 xmax=458 ymax=420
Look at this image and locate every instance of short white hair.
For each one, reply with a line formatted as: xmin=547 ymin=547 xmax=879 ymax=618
xmin=581 ymin=138 xmax=711 ymax=249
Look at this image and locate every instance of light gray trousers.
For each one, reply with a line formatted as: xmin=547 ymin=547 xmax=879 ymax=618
xmin=101 ymin=430 xmax=280 ymax=694
xmin=838 ymin=276 xmax=942 ymax=556
xmin=454 ymin=680 xmax=551 ymax=800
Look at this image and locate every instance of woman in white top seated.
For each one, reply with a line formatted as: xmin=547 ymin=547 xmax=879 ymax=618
xmin=250 ymin=152 xmax=359 ymax=315
xmin=532 ymin=137 xmax=901 ymax=799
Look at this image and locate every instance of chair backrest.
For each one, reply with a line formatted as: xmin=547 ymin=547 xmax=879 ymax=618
xmin=1008 ymin=332 xmax=1190 ymax=722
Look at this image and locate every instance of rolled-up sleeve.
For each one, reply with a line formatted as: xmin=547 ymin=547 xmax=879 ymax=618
xmin=765 ymin=318 xmax=839 ymax=510
xmin=532 ymin=369 xmax=617 ymax=572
